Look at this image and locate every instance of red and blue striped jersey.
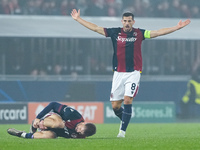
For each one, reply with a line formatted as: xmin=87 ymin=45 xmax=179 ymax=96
xmin=104 ymin=27 xmax=146 ymax=72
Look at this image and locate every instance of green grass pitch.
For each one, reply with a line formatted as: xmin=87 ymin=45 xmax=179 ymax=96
xmin=1 ymin=123 xmax=200 ymax=150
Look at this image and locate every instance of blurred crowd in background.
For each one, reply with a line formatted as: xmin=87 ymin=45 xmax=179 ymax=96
xmin=0 ymin=0 xmax=200 ymax=76
xmin=0 ymin=0 xmax=200 ymax=18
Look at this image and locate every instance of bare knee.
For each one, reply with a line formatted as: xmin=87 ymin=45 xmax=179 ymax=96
xmin=111 ymin=100 xmax=123 ymax=110
xmin=124 ymin=96 xmax=133 ymax=105
xmin=44 ymin=114 xmax=65 ymax=128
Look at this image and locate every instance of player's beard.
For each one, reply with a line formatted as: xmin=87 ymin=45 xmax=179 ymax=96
xmin=124 ymin=25 xmax=132 ymax=32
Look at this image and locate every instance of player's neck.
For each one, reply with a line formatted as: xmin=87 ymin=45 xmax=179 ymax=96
xmin=123 ymin=28 xmax=133 ymax=33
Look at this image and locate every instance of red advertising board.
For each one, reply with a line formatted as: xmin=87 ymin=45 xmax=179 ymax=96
xmin=28 ymin=102 xmax=104 ymax=124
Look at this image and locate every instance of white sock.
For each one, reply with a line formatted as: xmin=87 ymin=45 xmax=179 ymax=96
xmin=21 ymin=132 xmax=26 ymax=138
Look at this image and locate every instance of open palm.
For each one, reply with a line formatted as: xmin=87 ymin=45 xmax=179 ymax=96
xmin=71 ymin=9 xmax=80 ymax=21
xmin=177 ymin=19 xmax=191 ymax=29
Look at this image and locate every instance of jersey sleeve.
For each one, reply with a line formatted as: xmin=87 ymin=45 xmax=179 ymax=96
xmin=104 ymin=28 xmax=120 ymax=37
xmin=139 ymin=29 xmax=151 ymax=39
xmin=36 ymin=102 xmax=63 ymax=119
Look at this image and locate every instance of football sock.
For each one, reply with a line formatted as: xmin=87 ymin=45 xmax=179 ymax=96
xmin=113 ymin=107 xmax=123 ymax=120
xmin=120 ymin=104 xmax=132 ymax=131
xmin=21 ymin=133 xmax=34 ymax=139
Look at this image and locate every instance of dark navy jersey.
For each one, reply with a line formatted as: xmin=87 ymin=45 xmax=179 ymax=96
xmin=36 ymin=102 xmax=85 ymax=138
xmin=49 ymin=125 xmax=85 ymax=139
xmin=104 ymin=27 xmax=146 ymax=72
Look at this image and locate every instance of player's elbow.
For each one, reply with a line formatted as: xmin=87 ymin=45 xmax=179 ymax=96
xmin=93 ymin=27 xmax=105 ymax=36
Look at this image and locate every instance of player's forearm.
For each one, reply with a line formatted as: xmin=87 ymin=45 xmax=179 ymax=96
xmin=151 ymin=26 xmax=178 ymax=38
xmin=158 ymin=26 xmax=179 ymax=35
xmin=76 ymin=17 xmax=105 ymax=35
xmin=76 ymin=17 xmax=98 ymax=31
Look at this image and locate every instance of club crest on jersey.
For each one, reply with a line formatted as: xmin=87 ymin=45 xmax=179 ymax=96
xmin=133 ymin=32 xmax=137 ymax=36
xmin=116 ymin=36 xmax=137 ymax=42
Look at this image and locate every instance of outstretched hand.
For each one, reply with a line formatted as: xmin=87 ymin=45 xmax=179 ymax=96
xmin=71 ymin=9 xmax=80 ymax=21
xmin=177 ymin=19 xmax=191 ymax=29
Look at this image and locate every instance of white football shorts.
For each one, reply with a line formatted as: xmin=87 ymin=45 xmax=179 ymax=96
xmin=110 ymin=71 xmax=141 ymax=101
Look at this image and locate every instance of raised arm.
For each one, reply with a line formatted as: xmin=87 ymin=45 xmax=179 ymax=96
xmin=150 ymin=19 xmax=191 ymax=38
xmin=71 ymin=9 xmax=105 ymax=36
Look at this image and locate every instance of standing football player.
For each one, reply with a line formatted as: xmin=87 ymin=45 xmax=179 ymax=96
xmin=71 ymin=9 xmax=190 ymax=138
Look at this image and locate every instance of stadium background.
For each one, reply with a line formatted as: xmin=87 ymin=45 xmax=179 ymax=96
xmin=0 ymin=0 xmax=200 ymax=124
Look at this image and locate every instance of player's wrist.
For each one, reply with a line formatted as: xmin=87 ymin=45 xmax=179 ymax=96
xmin=175 ymin=25 xmax=181 ymax=30
xmin=76 ymin=17 xmax=82 ymax=22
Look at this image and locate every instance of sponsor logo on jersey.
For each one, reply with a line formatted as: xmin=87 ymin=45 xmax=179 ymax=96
xmin=116 ymin=36 xmax=137 ymax=42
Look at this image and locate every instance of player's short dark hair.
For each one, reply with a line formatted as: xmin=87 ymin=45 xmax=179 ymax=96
xmin=84 ymin=123 xmax=96 ymax=137
xmin=122 ymin=12 xmax=134 ymax=20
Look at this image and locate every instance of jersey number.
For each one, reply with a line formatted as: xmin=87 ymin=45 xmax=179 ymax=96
xmin=131 ymin=83 xmax=136 ymax=94
xmin=131 ymin=83 xmax=136 ymax=90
